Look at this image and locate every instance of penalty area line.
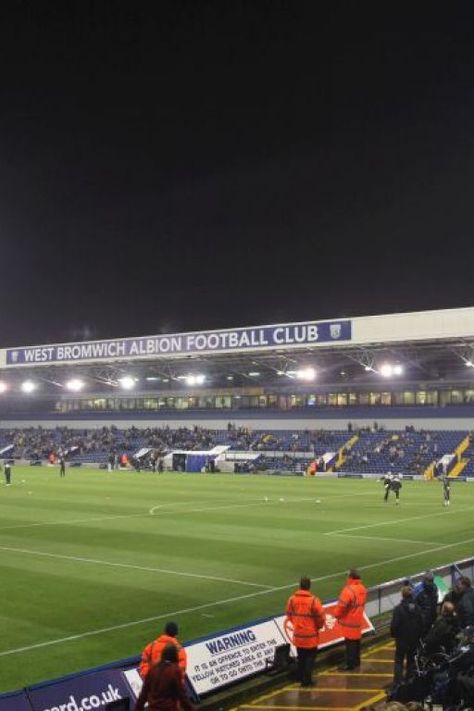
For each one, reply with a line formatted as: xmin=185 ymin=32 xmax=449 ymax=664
xmin=324 ymin=505 xmax=474 ymax=536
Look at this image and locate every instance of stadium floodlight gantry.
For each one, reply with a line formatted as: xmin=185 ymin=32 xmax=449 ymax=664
xmin=1 ymin=306 xmax=474 ymax=416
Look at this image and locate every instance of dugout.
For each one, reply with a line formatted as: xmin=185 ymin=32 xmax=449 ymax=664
xmin=165 ymin=446 xmax=229 ymax=472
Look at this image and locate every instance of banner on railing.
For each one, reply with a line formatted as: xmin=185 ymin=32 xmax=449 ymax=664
xmin=185 ymin=619 xmax=285 ymax=696
xmin=274 ymin=601 xmax=374 ymax=654
xmin=26 ymin=667 xmax=134 ymax=711
xmin=0 ymin=692 xmax=31 ymax=710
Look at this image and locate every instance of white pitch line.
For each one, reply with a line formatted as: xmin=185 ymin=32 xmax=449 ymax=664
xmin=0 ymin=545 xmax=272 ymax=589
xmin=324 ymin=505 xmax=474 ymax=536
xmin=329 ymin=533 xmax=445 ymax=546
xmin=2 ymin=534 xmax=474 ymax=658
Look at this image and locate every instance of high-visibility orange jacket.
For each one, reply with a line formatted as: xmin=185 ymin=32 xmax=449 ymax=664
xmin=285 ymin=589 xmax=325 ymax=649
xmin=333 ymin=577 xmax=367 ymax=640
xmin=139 ymin=634 xmax=187 ymax=679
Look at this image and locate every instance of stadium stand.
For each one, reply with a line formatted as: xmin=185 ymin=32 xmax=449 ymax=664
xmin=340 ymin=429 xmax=467 ymax=476
xmin=1 ymin=425 xmax=473 ymax=476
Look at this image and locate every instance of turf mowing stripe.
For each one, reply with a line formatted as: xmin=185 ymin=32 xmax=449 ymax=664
xmin=0 ymin=491 xmax=372 ymax=532
xmin=0 ymin=498 xmax=305 ymax=531
xmin=0 ymin=545 xmax=273 ymax=589
xmin=2 ymin=533 xmax=474 ymax=658
xmin=324 ymin=505 xmax=474 ymax=535
xmin=0 ymin=512 xmax=146 ymax=531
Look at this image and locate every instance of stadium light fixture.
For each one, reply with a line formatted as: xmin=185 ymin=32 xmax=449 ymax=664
xmin=65 ymin=378 xmax=85 ymax=392
xmin=226 ymin=375 xmax=234 ymax=380
xmin=380 ymin=363 xmax=394 ymax=378
xmin=0 ymin=381 xmax=8 ymax=393
xmin=118 ymin=376 xmax=136 ymax=390
xmin=21 ymin=380 xmax=37 ymax=393
xmin=248 ymin=371 xmax=260 ymax=377
xmin=379 ymin=363 xmax=403 ymax=377
xmin=186 ymin=374 xmax=205 ymax=386
xmin=466 ymin=360 xmax=474 ymax=368
xmin=296 ymin=367 xmax=316 ymax=381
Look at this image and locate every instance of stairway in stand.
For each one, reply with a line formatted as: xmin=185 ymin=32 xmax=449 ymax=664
xmin=235 ymin=640 xmax=395 ymax=711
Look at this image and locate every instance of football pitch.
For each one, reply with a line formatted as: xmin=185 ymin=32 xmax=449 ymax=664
xmin=0 ymin=468 xmax=473 ymax=692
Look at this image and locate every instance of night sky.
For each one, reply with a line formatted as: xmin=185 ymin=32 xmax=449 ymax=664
xmin=1 ymin=1 xmax=474 ymax=347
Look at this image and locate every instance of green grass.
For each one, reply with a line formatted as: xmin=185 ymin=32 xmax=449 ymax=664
xmin=0 ymin=468 xmax=472 ymax=692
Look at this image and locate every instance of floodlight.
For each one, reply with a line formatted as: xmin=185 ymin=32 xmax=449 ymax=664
xmin=186 ymin=374 xmax=205 ymax=386
xmin=226 ymin=375 xmax=234 ymax=380
xmin=118 ymin=376 xmax=135 ymax=390
xmin=248 ymin=372 xmax=260 ymax=377
xmin=364 ymin=365 xmax=372 ymax=372
xmin=0 ymin=381 xmax=8 ymax=393
xmin=380 ymin=364 xmax=393 ymax=378
xmin=146 ymin=376 xmax=160 ymax=381
xmin=21 ymin=380 xmax=37 ymax=393
xmin=65 ymin=378 xmax=84 ymax=392
xmin=297 ymin=367 xmax=316 ymax=381
xmin=466 ymin=360 xmax=474 ymax=368
xmin=393 ymin=364 xmax=404 ymax=376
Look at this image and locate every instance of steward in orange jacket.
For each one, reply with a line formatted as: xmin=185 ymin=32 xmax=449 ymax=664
xmin=285 ymin=576 xmax=325 ymax=686
xmin=139 ymin=621 xmax=187 ymax=679
xmin=333 ymin=569 xmax=367 ymax=670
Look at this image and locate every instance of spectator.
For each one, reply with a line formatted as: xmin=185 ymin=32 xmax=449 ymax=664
xmin=390 ymin=585 xmax=424 ymax=686
xmin=456 ymin=576 xmax=474 ymax=628
xmin=424 ymin=601 xmax=459 ymax=656
xmin=414 ymin=572 xmax=439 ymax=636
xmin=135 ymin=643 xmax=194 ymax=711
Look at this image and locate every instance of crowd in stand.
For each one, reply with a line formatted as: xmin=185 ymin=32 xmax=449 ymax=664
xmin=2 ymin=425 xmax=474 ymax=478
xmin=340 ymin=428 xmax=448 ymax=476
xmin=386 ymin=572 xmax=474 ymax=709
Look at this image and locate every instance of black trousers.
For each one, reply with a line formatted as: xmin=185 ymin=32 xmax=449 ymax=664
xmin=345 ymin=638 xmax=361 ymax=669
xmin=393 ymin=642 xmax=416 ymax=685
xmin=5 ymin=470 xmax=11 ymax=484
xmin=296 ymin=646 xmax=318 ymax=685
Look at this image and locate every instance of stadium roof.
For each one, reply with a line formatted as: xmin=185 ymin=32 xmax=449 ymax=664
xmin=2 ymin=307 xmax=474 ymax=389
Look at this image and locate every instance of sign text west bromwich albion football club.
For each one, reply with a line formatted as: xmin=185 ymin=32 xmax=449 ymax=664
xmin=6 ymin=320 xmax=352 ymax=366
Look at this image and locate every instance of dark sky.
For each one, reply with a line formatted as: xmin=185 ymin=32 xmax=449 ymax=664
xmin=1 ymin=1 xmax=474 ymax=347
